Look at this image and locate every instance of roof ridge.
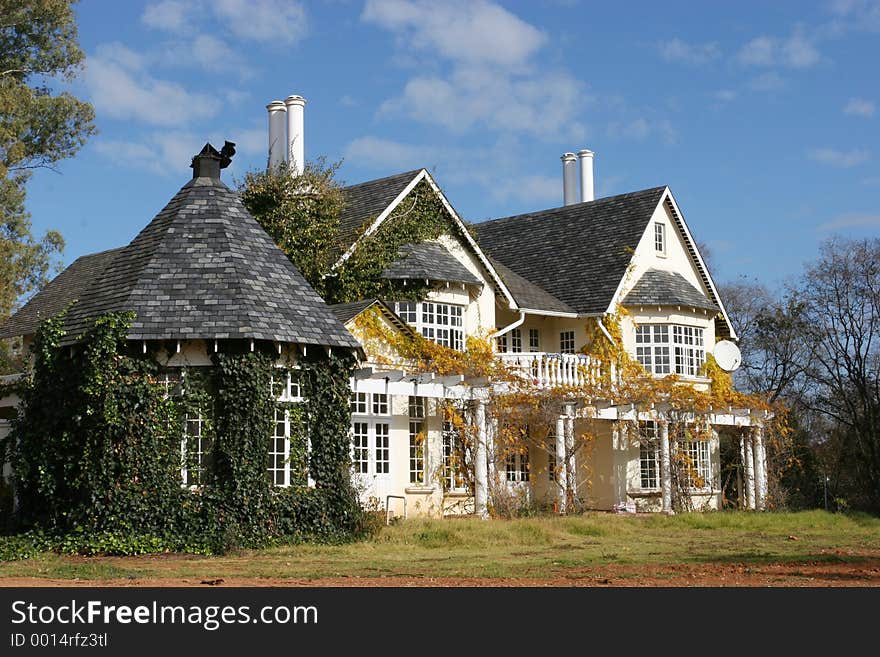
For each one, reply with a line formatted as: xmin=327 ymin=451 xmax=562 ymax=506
xmin=478 ymin=185 xmax=668 ymax=227
xmin=340 ymin=169 xmax=423 ymax=192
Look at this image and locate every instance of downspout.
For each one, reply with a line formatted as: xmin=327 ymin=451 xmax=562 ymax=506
xmin=596 ymin=316 xmax=616 ymax=346
xmin=489 ymin=310 xmax=526 ymax=340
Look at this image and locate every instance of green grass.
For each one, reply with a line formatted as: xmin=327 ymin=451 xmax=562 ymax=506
xmin=1 ymin=511 xmax=878 ymax=581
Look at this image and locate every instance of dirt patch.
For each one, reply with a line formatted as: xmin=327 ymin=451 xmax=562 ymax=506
xmin=3 ymin=559 xmax=880 ymax=587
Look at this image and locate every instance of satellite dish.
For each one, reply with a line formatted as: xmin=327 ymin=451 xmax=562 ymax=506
xmin=713 ymin=340 xmax=742 ymax=372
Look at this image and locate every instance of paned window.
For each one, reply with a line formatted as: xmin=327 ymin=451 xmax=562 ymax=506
xmin=408 ymin=397 xmax=426 ymax=484
xmin=442 ymin=421 xmax=467 ymax=491
xmin=181 ymin=411 xmax=211 ymax=487
xmin=395 ymin=301 xmax=465 ymax=351
xmin=506 ymin=450 xmax=530 ymax=482
xmin=529 ymin=328 xmax=540 ymax=352
xmin=655 ymin=222 xmax=666 ymax=254
xmin=635 ymin=324 xmax=704 ymax=377
xmin=638 ymin=421 xmax=659 ymax=490
xmin=560 ymin=330 xmax=576 ymax=354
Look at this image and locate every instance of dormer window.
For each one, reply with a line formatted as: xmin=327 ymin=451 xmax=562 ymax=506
xmin=654 ymin=222 xmax=666 ymax=255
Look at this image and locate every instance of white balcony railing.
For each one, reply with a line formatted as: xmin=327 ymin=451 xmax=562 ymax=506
xmin=497 ymin=352 xmax=608 ymax=389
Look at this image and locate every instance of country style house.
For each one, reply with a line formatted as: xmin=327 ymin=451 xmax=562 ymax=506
xmin=0 ymin=94 xmax=769 ymax=522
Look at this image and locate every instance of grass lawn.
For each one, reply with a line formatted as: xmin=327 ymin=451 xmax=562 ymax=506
xmin=1 ymin=510 xmax=878 ymax=584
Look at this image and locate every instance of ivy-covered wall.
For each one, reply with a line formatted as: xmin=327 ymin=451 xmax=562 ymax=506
xmin=2 ymin=312 xmax=366 ymax=555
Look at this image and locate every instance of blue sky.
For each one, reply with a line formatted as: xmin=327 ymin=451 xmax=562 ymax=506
xmin=25 ymin=0 xmax=879 ymax=290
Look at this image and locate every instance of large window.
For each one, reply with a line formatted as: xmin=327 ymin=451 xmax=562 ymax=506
xmin=676 ymin=440 xmax=711 ymax=490
xmin=529 ymin=329 xmax=540 ymax=352
xmin=638 ymin=421 xmax=659 ymax=490
xmin=351 ymin=391 xmax=391 ymax=478
xmin=635 ymin=324 xmax=704 ymax=377
xmin=442 ymin=421 xmax=468 ymax=491
xmin=181 ymin=411 xmax=211 ymax=487
xmin=395 ymin=301 xmax=464 ymax=350
xmin=560 ymin=330 xmax=575 ymax=354
xmin=408 ymin=396 xmax=426 ymax=485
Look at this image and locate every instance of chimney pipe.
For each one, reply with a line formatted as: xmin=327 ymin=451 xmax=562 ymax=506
xmin=577 ymin=149 xmax=594 ymax=202
xmin=284 ymin=94 xmax=306 ymax=176
xmin=561 ymin=152 xmax=578 ymax=206
xmin=266 ymin=100 xmax=287 ymax=170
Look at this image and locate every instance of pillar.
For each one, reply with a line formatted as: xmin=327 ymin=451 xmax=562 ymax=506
xmin=474 ymin=400 xmax=488 ymax=519
xmin=753 ymin=426 xmax=767 ymax=511
xmin=659 ymin=419 xmax=672 ymax=513
xmin=555 ymin=414 xmax=567 ymax=513
xmin=744 ymin=431 xmax=756 ymax=510
xmin=565 ymin=403 xmax=577 ymax=501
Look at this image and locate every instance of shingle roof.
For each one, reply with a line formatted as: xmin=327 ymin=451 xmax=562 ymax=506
xmin=487 ymin=257 xmax=574 ymax=314
xmin=0 ymin=247 xmax=123 ymax=339
xmin=622 ymin=269 xmax=719 ymax=311
xmin=0 ymin=164 xmax=361 ymax=350
xmin=475 ymin=187 xmax=667 ymax=315
xmin=338 ymin=169 xmax=421 ymax=249
xmin=381 ymin=242 xmax=482 ymax=285
xmin=329 ymin=299 xmax=418 ymax=338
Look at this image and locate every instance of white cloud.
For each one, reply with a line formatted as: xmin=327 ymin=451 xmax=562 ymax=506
xmin=363 ymin=1 xmax=584 ymax=140
xmin=85 ymin=45 xmax=218 ymax=126
xmin=142 ymin=0 xmax=308 ymax=44
xmin=844 ymin=98 xmax=875 ymax=117
xmin=658 ymin=38 xmax=721 ymax=64
xmin=829 ymin=0 xmax=880 ymax=31
xmin=495 ymin=174 xmax=560 ymax=205
xmin=142 ymin=0 xmax=190 ymax=33
xmin=95 ymin=126 xmax=267 ymax=176
xmin=818 ymin=213 xmax=880 ymax=230
xmin=808 ymin=148 xmax=870 ymax=167
xmin=738 ymin=29 xmax=820 ymax=69
xmin=363 ymin=0 xmax=545 ymax=69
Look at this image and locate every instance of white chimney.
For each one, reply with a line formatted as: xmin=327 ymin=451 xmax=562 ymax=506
xmin=284 ymin=94 xmax=306 ymax=176
xmin=266 ymin=100 xmax=287 ymax=170
xmin=577 ymin=149 xmax=594 ymax=202
xmin=561 ymin=152 xmax=578 ymax=206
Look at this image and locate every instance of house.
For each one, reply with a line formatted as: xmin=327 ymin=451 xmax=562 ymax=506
xmin=0 ymin=95 xmax=770 ymax=524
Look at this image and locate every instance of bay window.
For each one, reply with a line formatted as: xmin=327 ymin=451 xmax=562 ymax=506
xmin=395 ymin=301 xmax=465 ymax=350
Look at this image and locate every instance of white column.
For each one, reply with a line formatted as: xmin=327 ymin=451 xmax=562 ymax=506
xmin=266 ymin=100 xmax=287 ymax=170
xmin=284 ymin=94 xmax=306 ymax=175
xmin=565 ymin=404 xmax=577 ymax=500
xmin=555 ymin=414 xmax=567 ymax=513
xmin=753 ymin=426 xmax=767 ymax=511
xmin=744 ymin=432 xmax=756 ymax=510
xmin=474 ymin=400 xmax=488 ymax=519
xmin=486 ymin=413 xmax=497 ymax=493
xmin=659 ymin=419 xmax=672 ymax=513
xmin=739 ymin=434 xmax=751 ymax=510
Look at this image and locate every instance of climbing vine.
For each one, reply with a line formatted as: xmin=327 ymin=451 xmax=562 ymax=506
xmin=2 ymin=312 xmax=367 ymax=556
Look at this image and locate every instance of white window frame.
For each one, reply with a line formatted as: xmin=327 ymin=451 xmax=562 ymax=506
xmin=395 ymin=301 xmax=465 ymax=351
xmin=351 ymin=405 xmax=392 ymax=478
xmin=371 ymin=392 xmax=390 ymax=416
xmin=506 ymin=449 xmax=530 ymax=482
xmin=408 ymin=396 xmax=426 ymax=485
xmin=529 ymin=328 xmax=540 ymax=352
xmin=638 ymin=421 xmax=660 ymax=491
xmin=180 ymin=411 xmax=209 ymax=487
xmin=547 ymin=445 xmax=557 ymax=482
xmin=510 ymin=328 xmax=523 ymax=353
xmin=560 ymin=330 xmax=575 ymax=354
xmin=635 ymin=324 xmax=705 ymax=377
xmin=442 ymin=421 xmax=468 ymax=492
xmin=655 ymin=222 xmax=666 ymax=255
xmin=676 ymin=439 xmax=712 ymax=491
xmin=271 ymin=368 xmax=302 ymax=402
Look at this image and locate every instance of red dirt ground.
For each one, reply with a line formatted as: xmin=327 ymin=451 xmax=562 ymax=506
xmin=3 ymin=558 xmax=880 ymax=587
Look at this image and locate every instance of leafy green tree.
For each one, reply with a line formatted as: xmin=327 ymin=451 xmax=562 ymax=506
xmin=239 ymin=160 xmax=345 ymax=297
xmin=1 ymin=0 xmax=95 ymax=370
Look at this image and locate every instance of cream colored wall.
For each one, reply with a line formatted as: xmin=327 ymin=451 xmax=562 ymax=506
xmin=494 ymin=307 xmax=587 ymax=353
xmin=435 ymin=234 xmax=498 ymax=338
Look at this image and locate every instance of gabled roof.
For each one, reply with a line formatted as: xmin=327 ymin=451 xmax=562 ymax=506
xmin=338 ymin=169 xmax=422 ymax=249
xmin=382 ymin=242 xmax=483 ymax=286
xmin=476 ymin=187 xmax=668 ymax=315
xmin=329 ymin=299 xmax=418 ymax=338
xmin=622 ymin=269 xmax=719 ymax=311
xmin=1 ymin=154 xmax=361 ymax=350
xmin=487 ymin=257 xmax=575 ymax=314
xmin=0 ymin=247 xmax=123 ymax=339
xmin=334 ymin=168 xmax=517 ymax=309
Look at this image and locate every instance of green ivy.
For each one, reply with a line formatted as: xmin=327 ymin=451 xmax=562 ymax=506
xmin=2 ymin=312 xmax=369 ymax=558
